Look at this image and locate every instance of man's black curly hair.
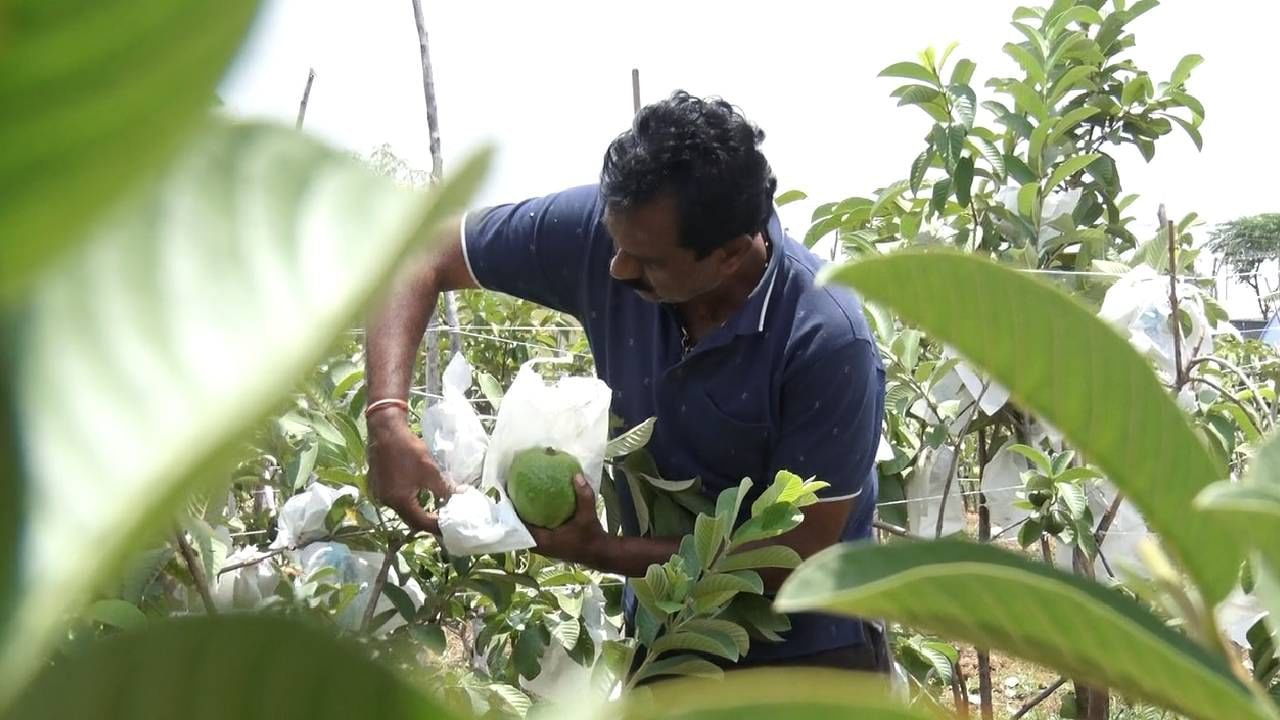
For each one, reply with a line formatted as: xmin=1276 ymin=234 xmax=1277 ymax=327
xmin=600 ymin=90 xmax=777 ymax=259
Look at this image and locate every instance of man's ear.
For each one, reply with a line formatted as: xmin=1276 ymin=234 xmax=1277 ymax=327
xmin=714 ymin=233 xmax=755 ymax=274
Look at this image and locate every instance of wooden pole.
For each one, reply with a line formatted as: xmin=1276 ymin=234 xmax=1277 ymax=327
xmin=411 ymin=0 xmax=443 ymax=184
xmin=632 ymin=68 xmax=641 ymax=115
xmin=409 ymin=0 xmax=459 ymax=401
xmin=295 ymin=68 xmax=316 ymax=130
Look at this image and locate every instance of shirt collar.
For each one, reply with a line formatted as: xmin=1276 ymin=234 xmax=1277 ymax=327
xmin=729 ymin=209 xmax=785 ymax=336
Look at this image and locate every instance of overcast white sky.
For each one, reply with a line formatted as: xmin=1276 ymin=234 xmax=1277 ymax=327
xmin=219 ymin=0 xmax=1279 ymax=315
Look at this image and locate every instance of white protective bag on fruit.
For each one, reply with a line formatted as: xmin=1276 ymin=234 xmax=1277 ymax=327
xmin=438 ymin=359 xmax=611 ymax=555
xmin=422 ymin=352 xmax=489 ymax=488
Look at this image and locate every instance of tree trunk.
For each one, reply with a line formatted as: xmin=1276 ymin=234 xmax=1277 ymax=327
xmin=977 ymin=502 xmax=994 ymax=720
xmin=1073 ymin=547 xmax=1111 ymax=719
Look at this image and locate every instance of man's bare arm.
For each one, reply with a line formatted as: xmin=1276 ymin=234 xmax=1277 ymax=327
xmin=364 ymin=218 xmax=478 ymax=533
xmin=729 ymin=498 xmax=855 ymax=592
xmin=365 ymin=217 xmax=477 ymax=403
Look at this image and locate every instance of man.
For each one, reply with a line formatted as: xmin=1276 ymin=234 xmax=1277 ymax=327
xmin=365 ymin=91 xmax=887 ymax=672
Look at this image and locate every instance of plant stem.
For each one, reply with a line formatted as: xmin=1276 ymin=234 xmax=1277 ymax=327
xmin=952 ymin=659 xmax=972 ymax=718
xmin=215 ymin=527 xmax=378 ymax=577
xmin=360 ymin=535 xmax=409 ymax=633
xmin=174 ymin=530 xmax=217 ymax=615
xmin=936 ymin=382 xmax=992 ymax=538
xmin=1010 ymin=678 xmax=1067 ymax=719
xmin=873 ymin=519 xmax=912 ymax=538
xmin=1182 ymin=355 xmax=1271 ymax=428
xmin=1272 ymin=377 xmax=1280 ymax=426
xmin=1162 ymin=205 xmax=1186 ymax=387
xmin=1093 ymin=492 xmax=1124 ymax=548
xmin=1182 ymin=376 xmax=1264 ymax=437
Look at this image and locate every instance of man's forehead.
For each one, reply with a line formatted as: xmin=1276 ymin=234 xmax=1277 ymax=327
xmin=604 ymin=194 xmax=679 ymax=246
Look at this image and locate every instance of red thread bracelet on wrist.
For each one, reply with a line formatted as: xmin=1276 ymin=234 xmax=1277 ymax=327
xmin=364 ymin=398 xmax=409 ymax=418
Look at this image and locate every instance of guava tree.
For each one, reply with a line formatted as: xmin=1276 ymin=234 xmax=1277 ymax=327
xmin=1208 ymin=214 xmax=1280 ymax=319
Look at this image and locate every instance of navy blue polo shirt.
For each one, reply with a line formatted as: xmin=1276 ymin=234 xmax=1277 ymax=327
xmin=461 ymin=184 xmax=885 ymax=662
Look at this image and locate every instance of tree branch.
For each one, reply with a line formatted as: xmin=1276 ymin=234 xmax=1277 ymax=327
xmin=1093 ymin=492 xmax=1124 ymax=546
xmin=360 ymin=534 xmax=412 ymax=633
xmin=874 ymin=519 xmax=913 ymax=538
xmin=936 ymin=382 xmax=992 ymax=538
xmin=1182 ymin=355 xmax=1271 ymax=429
xmin=1010 ymin=678 xmax=1067 ymax=719
xmin=215 ymin=527 xmax=378 ymax=577
xmin=1160 ymin=205 xmax=1186 ymax=387
xmin=1182 ymin=376 xmax=1264 ymax=437
xmin=174 ymin=530 xmax=217 ymax=615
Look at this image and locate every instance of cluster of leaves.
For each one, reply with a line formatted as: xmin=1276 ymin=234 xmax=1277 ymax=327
xmin=1178 ymin=337 xmax=1280 ymax=475
xmin=809 ymin=0 xmax=1204 ymax=277
xmin=1006 ymin=445 xmax=1102 ymax=556
xmin=892 ymin=632 xmax=960 ymax=700
xmin=623 ymin=472 xmax=827 ymax=687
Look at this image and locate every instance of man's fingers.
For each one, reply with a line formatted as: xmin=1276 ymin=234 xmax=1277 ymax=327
xmin=389 ymin=498 xmax=440 ymax=535
xmin=573 ymin=474 xmax=596 ymax=520
xmin=528 ymin=526 xmax=548 ymax=547
xmin=421 ymin=474 xmax=455 ymax=503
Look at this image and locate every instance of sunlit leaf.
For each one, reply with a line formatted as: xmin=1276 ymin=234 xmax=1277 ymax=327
xmin=679 ymin=619 xmax=750 ymax=656
xmin=720 ymin=545 xmax=803 ymax=573
xmin=606 ymin=417 xmax=656 ymax=460
xmin=1196 ymin=430 xmax=1280 ymax=570
xmin=6 ymin=616 xmax=460 ymax=719
xmin=774 ymin=189 xmax=807 ymax=207
xmin=84 ymin=599 xmax=147 ymax=631
xmin=1171 ymin=54 xmax=1205 ymax=87
xmin=1046 ymin=154 xmax=1101 ymax=192
xmin=818 ymin=251 xmax=1241 ymax=600
xmin=777 ymin=541 xmax=1266 ymax=720
xmin=879 ymin=62 xmax=938 ymax=85
xmin=0 ymin=122 xmax=489 ymax=704
xmin=0 ymin=0 xmax=261 ymax=304
xmin=620 ymin=667 xmax=941 ymax=720
xmin=650 ymin=629 xmax=740 ymax=662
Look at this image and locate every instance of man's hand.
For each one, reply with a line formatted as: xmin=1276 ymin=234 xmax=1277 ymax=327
xmin=526 ymin=474 xmax=609 ymax=566
xmin=366 ymin=409 xmax=453 ymax=534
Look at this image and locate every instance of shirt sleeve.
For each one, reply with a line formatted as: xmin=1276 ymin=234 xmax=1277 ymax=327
xmin=461 ymin=184 xmax=602 ymax=318
xmin=770 ymin=337 xmax=885 ymax=508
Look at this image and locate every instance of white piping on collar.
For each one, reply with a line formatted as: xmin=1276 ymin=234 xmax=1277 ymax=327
xmin=757 ymin=270 xmax=778 ymax=332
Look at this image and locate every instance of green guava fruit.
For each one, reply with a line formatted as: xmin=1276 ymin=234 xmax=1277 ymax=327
xmin=507 ymin=446 xmax=582 ymax=528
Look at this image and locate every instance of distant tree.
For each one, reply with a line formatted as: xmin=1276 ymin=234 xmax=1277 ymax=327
xmin=1208 ymin=213 xmax=1280 ymax=318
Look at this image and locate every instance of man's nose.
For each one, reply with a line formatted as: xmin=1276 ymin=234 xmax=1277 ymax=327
xmin=610 ymin=251 xmax=639 ymax=281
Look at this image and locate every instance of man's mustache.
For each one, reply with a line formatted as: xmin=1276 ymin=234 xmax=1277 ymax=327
xmin=617 ymin=276 xmax=653 ymax=294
